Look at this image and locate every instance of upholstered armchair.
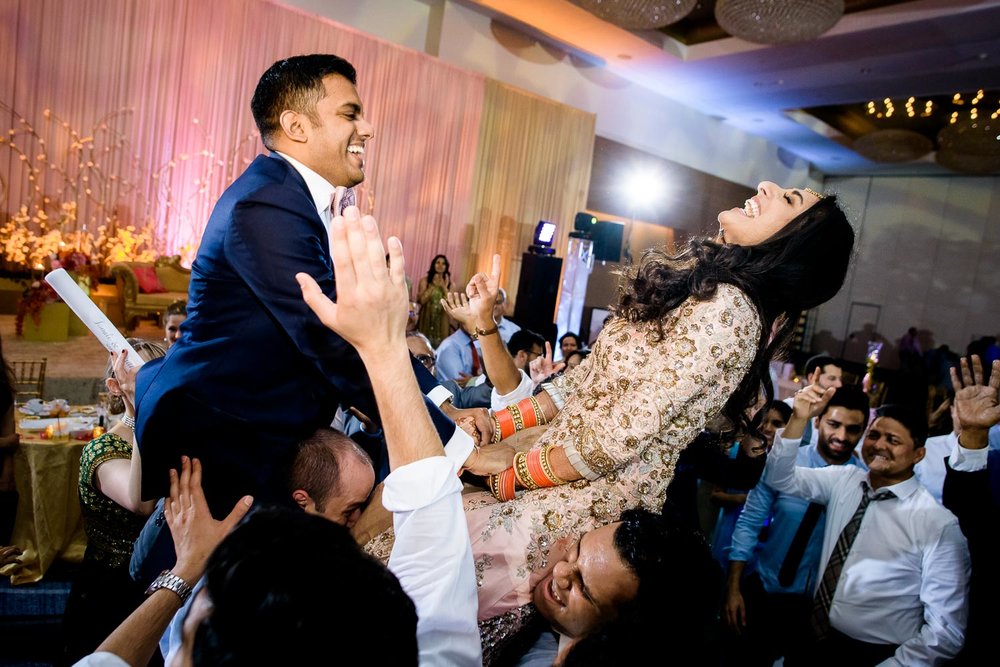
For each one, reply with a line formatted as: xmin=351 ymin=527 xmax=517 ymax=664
xmin=110 ymin=255 xmax=191 ymax=331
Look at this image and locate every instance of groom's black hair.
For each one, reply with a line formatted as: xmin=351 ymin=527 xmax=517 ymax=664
xmin=251 ymin=54 xmax=357 ymax=149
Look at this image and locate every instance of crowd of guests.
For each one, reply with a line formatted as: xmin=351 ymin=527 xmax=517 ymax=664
xmin=0 ymin=52 xmax=995 ymax=667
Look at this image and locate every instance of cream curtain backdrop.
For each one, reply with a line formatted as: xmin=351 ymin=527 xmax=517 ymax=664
xmin=2 ymin=0 xmax=595 ymax=306
xmin=466 ymin=79 xmax=595 ymax=311
xmin=1 ymin=0 xmax=484 ymax=274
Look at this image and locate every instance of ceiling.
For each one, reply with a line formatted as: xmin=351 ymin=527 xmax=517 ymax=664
xmin=461 ymin=0 xmax=1000 ymax=176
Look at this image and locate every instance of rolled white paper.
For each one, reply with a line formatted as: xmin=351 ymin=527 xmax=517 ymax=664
xmin=45 ymin=268 xmax=145 ymax=370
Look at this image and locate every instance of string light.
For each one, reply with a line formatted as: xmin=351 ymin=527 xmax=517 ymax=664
xmin=866 ymin=92 xmax=995 ymax=124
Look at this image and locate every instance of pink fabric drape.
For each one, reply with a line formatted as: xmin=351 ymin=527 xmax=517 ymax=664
xmin=1 ymin=0 xmax=483 ymax=274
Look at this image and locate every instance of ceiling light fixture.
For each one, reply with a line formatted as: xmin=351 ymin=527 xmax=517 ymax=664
xmin=573 ymin=0 xmax=698 ymax=30
xmin=853 ymin=129 xmax=933 ymax=163
xmin=714 ymin=0 xmax=844 ymax=45
xmin=936 ymin=117 xmax=1000 ymax=174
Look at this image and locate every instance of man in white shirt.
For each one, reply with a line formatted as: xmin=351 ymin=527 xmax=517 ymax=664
xmin=768 ymin=372 xmax=970 ymax=666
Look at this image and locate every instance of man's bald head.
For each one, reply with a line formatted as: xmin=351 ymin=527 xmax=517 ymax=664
xmin=289 ymin=428 xmax=375 ymax=529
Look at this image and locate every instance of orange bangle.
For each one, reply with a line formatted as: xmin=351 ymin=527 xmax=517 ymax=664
xmin=495 ymin=409 xmax=516 ymax=441
xmin=525 ymin=447 xmax=558 ymax=487
xmin=490 ymin=414 xmax=501 ymax=444
xmin=498 ymin=467 xmax=517 ymax=501
xmin=514 ymin=398 xmax=538 ymax=429
xmin=488 ymin=468 xmax=518 ymax=501
xmin=512 ymin=451 xmax=539 ymax=490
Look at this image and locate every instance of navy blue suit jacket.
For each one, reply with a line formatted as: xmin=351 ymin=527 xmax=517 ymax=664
xmin=135 ymin=154 xmax=451 ymax=511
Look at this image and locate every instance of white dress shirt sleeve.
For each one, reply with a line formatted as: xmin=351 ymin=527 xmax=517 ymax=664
xmin=383 ymin=456 xmax=482 ymax=666
xmin=427 ymin=384 xmax=456 ymax=408
xmin=443 ymin=427 xmax=474 ymax=471
xmin=877 ymin=520 xmax=970 ymax=666
xmin=763 ymin=428 xmax=840 ymax=504
xmin=947 ymin=431 xmax=989 ymax=472
xmin=490 ymin=370 xmax=534 ymax=412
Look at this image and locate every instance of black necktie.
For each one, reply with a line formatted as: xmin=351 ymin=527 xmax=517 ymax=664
xmin=778 ymin=502 xmax=824 ymax=587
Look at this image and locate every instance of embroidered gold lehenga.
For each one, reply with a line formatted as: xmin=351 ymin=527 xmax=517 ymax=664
xmin=367 ymin=283 xmax=761 ymax=629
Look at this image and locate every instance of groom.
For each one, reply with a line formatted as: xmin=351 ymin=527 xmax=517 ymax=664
xmin=134 ymin=54 xmax=482 ymax=518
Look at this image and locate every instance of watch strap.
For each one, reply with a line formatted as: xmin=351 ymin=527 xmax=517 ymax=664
xmin=145 ymin=569 xmax=194 ymax=603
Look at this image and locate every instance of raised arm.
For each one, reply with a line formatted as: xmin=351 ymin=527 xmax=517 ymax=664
xmin=94 ymin=351 xmax=155 ymax=516
xmin=764 ymin=368 xmax=840 ymax=503
xmin=297 ymin=210 xmax=441 ymax=470
xmin=83 ymin=458 xmax=252 ymax=667
xmin=943 ymin=356 xmax=1000 ymax=564
xmin=297 ymin=207 xmax=481 ymax=664
xmin=948 ymin=355 xmax=1000 ymax=454
xmin=441 ymin=255 xmax=523 ymax=398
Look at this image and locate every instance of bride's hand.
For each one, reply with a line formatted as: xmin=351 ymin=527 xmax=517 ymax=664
xmin=504 ymin=425 xmax=548 ymax=454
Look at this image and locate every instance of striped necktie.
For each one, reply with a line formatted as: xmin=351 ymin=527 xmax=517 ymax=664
xmin=811 ymin=481 xmax=895 ymax=640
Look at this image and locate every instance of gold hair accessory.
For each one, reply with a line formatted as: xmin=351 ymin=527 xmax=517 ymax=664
xmin=803 ymin=187 xmax=825 ymax=200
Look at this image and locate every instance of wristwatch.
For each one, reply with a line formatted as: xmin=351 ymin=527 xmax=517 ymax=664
xmin=145 ymin=569 xmax=194 ymax=603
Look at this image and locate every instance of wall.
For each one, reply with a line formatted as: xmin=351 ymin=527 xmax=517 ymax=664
xmin=276 ymin=0 xmax=815 ymax=191
xmin=812 ymin=175 xmax=1000 ymax=364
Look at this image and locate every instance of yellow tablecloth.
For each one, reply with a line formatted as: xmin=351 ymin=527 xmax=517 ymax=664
xmin=1 ymin=412 xmax=95 ymax=584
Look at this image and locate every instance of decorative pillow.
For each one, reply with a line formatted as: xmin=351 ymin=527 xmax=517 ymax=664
xmin=133 ymin=266 xmax=166 ymax=294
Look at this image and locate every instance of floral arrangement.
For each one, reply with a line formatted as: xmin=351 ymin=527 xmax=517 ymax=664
xmin=1 ymin=201 xmax=158 ymax=277
xmin=1 ymin=99 xmax=262 ymax=274
xmin=15 ymin=280 xmax=59 ymax=336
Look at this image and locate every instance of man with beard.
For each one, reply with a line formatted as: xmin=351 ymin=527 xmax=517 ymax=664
xmin=723 ymin=382 xmax=869 ymax=666
xmin=768 ymin=381 xmax=969 ymax=666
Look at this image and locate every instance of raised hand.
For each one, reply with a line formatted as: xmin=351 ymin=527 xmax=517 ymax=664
xmin=297 ymin=206 xmax=408 ymax=358
xmin=163 ymin=457 xmax=253 ymax=583
xmin=111 ymin=349 xmax=140 ymax=416
xmin=529 ymin=341 xmax=565 ymax=384
xmin=950 ymin=355 xmax=1000 ymax=449
xmin=467 ymin=254 xmax=501 ymax=328
xmin=441 ymin=292 xmax=475 ymax=329
xmin=792 ymin=367 xmax=836 ymax=421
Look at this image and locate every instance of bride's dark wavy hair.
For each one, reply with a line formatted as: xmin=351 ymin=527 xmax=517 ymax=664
xmin=613 ymin=195 xmax=854 ymax=433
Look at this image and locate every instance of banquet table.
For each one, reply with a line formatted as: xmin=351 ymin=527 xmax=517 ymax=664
xmin=0 ymin=407 xmax=101 ymax=584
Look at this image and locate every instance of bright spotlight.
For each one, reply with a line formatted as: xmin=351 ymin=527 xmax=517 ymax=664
xmin=622 ymin=169 xmax=663 ymax=209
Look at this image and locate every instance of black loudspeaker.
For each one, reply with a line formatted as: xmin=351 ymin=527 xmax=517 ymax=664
xmin=592 ymin=220 xmax=624 ymax=262
xmin=513 ymin=252 xmax=562 ymax=344
xmin=574 ymin=212 xmax=597 ymax=234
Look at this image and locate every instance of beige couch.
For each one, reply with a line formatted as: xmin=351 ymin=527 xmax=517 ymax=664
xmin=110 ymin=255 xmax=190 ymax=331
